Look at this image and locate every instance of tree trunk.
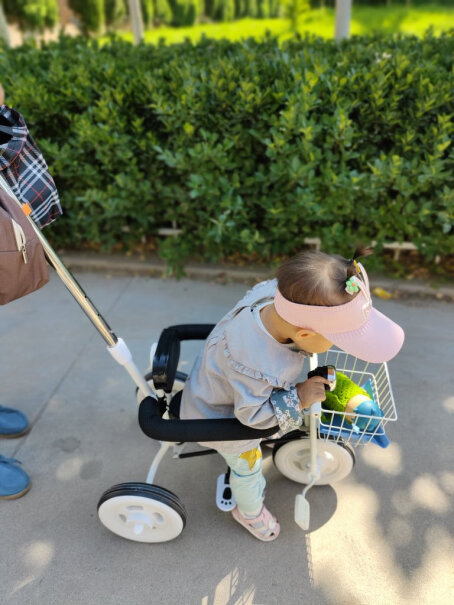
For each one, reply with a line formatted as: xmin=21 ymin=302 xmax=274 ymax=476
xmin=0 ymin=1 xmax=11 ymax=47
xmin=335 ymin=0 xmax=352 ymax=42
xmin=128 ymin=0 xmax=144 ymax=45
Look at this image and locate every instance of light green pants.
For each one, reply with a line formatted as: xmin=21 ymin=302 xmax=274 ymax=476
xmin=218 ymin=446 xmax=265 ymax=518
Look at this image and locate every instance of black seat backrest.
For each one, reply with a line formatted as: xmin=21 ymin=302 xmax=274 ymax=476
xmin=169 ymin=390 xmax=182 ymax=419
xmin=152 ymin=324 xmax=215 ymax=393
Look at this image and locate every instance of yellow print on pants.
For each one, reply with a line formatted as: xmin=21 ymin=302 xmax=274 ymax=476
xmin=239 ymin=448 xmax=262 ymax=470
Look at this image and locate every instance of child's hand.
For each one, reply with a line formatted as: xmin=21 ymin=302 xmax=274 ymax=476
xmin=0 ymin=83 xmax=4 ymax=105
xmin=296 ymin=377 xmax=330 ymax=410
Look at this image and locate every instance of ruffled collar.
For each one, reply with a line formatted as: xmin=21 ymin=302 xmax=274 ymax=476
xmin=223 ymin=306 xmax=305 ymax=390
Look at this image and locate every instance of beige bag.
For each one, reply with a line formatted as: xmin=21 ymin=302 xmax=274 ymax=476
xmin=0 ymin=186 xmax=49 ymax=305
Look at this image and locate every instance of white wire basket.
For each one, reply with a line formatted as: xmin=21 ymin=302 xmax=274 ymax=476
xmin=314 ymin=349 xmax=398 ymax=448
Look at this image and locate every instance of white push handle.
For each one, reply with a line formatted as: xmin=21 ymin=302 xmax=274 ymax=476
xmin=108 ymin=338 xmax=154 ymax=399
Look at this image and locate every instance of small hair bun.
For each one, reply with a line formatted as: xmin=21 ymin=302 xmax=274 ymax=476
xmin=350 ymin=244 xmax=374 ymax=262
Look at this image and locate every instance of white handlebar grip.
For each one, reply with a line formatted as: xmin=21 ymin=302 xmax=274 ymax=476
xmin=107 ymin=338 xmax=133 ymax=366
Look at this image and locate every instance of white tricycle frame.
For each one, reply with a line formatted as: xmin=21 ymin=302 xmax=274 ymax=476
xmin=5 ymin=177 xmax=397 ymax=543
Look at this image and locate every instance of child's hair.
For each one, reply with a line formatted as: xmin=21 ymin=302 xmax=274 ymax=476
xmin=276 ymin=246 xmax=373 ymax=307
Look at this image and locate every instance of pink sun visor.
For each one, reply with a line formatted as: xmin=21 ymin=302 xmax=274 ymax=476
xmin=273 ymin=263 xmax=404 ymax=363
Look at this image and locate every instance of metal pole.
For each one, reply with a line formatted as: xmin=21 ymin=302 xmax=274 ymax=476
xmin=309 ymin=401 xmax=321 ymax=477
xmin=127 ymin=0 xmax=144 ymax=45
xmin=0 ymin=175 xmax=117 ymax=347
xmin=307 ymin=354 xmax=321 ymax=477
xmin=335 ymin=0 xmax=352 ymax=42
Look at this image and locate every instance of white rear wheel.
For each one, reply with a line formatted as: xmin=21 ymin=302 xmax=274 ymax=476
xmin=273 ymin=439 xmax=355 ymax=485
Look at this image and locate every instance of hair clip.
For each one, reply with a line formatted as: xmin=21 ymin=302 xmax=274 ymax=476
xmin=348 ymin=257 xmax=361 ymax=274
xmin=345 ymin=277 xmax=360 ymax=295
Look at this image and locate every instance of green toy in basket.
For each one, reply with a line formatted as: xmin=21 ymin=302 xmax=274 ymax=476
xmin=323 ymin=372 xmax=383 ymax=433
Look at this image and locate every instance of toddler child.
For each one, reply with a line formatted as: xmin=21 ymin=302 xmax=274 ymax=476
xmin=180 ymin=248 xmax=404 ymax=541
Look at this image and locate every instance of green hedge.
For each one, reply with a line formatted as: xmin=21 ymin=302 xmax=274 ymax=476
xmin=0 ymin=33 xmax=453 ymax=272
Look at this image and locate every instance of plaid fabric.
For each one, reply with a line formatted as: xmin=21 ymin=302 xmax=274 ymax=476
xmin=0 ymin=105 xmax=62 ymax=229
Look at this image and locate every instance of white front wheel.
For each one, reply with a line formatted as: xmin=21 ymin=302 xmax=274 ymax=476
xmin=98 ymin=483 xmax=186 ymax=543
xmin=273 ymin=438 xmax=355 ymax=485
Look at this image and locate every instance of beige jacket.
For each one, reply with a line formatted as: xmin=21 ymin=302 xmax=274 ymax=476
xmin=180 ymin=280 xmax=309 ymax=454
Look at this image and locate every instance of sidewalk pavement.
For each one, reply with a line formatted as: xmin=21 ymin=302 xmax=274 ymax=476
xmin=1 ymin=262 xmax=453 ymax=605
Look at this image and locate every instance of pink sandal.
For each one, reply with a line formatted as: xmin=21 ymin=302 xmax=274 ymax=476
xmin=232 ymin=506 xmax=280 ymax=541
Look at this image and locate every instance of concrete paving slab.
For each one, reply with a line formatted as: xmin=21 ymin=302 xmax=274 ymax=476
xmin=1 ymin=271 xmax=453 ymax=605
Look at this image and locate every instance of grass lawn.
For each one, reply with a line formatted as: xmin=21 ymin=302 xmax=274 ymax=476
xmin=110 ymin=4 xmax=454 ymax=45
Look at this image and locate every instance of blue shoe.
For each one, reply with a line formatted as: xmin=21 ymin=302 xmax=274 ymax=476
xmin=0 ymin=405 xmax=30 ymax=438
xmin=0 ymin=455 xmax=31 ymax=499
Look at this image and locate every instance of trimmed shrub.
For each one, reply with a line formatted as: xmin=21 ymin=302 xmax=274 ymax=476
xmin=205 ymin=0 xmax=220 ymax=20
xmin=283 ymin=0 xmax=311 ymax=32
xmin=244 ymin=0 xmax=258 ymax=17
xmin=233 ymin=0 xmax=242 ymax=19
xmin=4 ymin=0 xmax=59 ymax=30
xmin=0 ymin=33 xmax=453 ymax=273
xmin=153 ymin=0 xmax=173 ymax=24
xmin=257 ymin=0 xmax=269 ymax=18
xmin=106 ymin=0 xmax=154 ymax=28
xmin=232 ymin=0 xmax=257 ymax=19
xmin=69 ymin=0 xmax=105 ymax=34
xmin=139 ymin=0 xmax=155 ymax=27
xmin=168 ymin=0 xmax=198 ymax=26
xmin=215 ymin=0 xmax=235 ymax=21
xmin=268 ymin=0 xmax=279 ymax=17
xmin=105 ymin=0 xmax=127 ymax=26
